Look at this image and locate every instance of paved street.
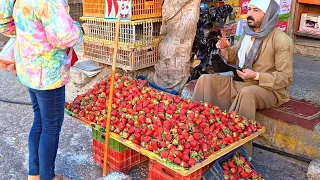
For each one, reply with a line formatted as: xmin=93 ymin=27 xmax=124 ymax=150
xmin=0 ymin=54 xmax=318 ymax=180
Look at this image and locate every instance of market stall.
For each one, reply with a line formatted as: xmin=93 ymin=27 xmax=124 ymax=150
xmin=64 ymin=0 xmax=276 ymax=179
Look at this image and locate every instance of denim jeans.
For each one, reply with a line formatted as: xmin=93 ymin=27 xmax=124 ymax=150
xmin=28 ymin=86 xmax=65 ymax=180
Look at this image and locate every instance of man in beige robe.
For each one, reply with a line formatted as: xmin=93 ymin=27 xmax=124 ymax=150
xmin=192 ymin=0 xmax=293 ymax=157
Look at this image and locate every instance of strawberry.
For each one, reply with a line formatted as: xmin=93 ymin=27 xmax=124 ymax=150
xmin=203 ymin=127 xmax=210 ymax=135
xmin=147 ymin=144 xmax=154 ymax=151
xmin=193 ymin=133 xmax=201 ymax=140
xmin=166 ymin=134 xmax=173 ymax=142
xmin=134 ymin=133 xmax=141 ymax=140
xmin=222 ymin=164 xmax=228 ymax=170
xmin=188 ymin=158 xmax=196 ymax=166
xmin=190 ymin=140 xmax=197 ymax=147
xmin=159 ymin=141 xmax=166 ymax=148
xmin=161 ymin=151 xmax=169 ymax=159
xmin=168 ymin=154 xmax=174 ymax=162
xmin=230 ymin=167 xmax=237 ymax=174
xmin=181 ymin=161 xmax=189 ymax=169
xmin=244 ymin=131 xmax=251 ymax=137
xmin=240 ymin=171 xmax=248 ymax=178
xmin=182 ymin=154 xmax=189 ymax=162
xmin=227 ymin=161 xmax=236 ymax=168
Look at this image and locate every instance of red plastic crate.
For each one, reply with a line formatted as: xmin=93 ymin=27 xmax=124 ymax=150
xmin=148 ymin=159 xmax=210 ymax=180
xmin=92 ymin=139 xmax=148 ymax=173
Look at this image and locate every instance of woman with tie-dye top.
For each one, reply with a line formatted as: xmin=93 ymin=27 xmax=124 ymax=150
xmin=0 ymin=0 xmax=83 ymax=179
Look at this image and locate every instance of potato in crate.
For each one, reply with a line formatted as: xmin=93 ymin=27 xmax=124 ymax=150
xmin=80 ymin=17 xmax=162 ymax=47
xmin=105 ymin=0 xmax=163 ymax=20
xmin=83 ymin=36 xmax=159 ymax=71
xmin=92 ymin=139 xmax=148 ymax=173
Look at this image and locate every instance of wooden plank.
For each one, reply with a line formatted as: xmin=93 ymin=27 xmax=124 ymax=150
xmin=110 ymin=127 xmax=266 ymax=176
xmin=296 ymin=31 xmax=320 ymax=39
xmin=298 ymin=0 xmax=320 ymax=6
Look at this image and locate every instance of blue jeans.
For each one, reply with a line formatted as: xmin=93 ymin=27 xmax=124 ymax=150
xmin=28 ymin=86 xmax=65 ymax=180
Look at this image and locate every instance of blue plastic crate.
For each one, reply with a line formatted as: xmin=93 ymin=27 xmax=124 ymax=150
xmin=136 ymin=75 xmax=178 ymax=95
xmin=202 ymin=146 xmax=265 ymax=180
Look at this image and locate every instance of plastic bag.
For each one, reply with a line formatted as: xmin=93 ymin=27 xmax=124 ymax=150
xmin=0 ymin=37 xmax=16 ymax=73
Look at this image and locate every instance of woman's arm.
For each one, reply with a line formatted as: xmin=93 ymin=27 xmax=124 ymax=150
xmin=40 ymin=0 xmax=83 ymax=49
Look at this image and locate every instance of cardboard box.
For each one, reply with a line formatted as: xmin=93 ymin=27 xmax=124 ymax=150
xmin=299 ymin=13 xmax=320 ymax=34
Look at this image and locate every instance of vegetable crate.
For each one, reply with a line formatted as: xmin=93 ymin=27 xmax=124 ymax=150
xmin=83 ymin=0 xmax=163 ymax=20
xmin=92 ymin=124 xmax=129 ymax=152
xmin=148 ymin=159 xmax=211 ymax=180
xmin=81 ymin=17 xmax=162 ymax=47
xmin=202 ymin=146 xmax=265 ymax=180
xmin=83 ymin=0 xmax=105 ymax=18
xmin=69 ymin=1 xmax=83 ymax=23
xmin=83 ymin=36 xmax=159 ymax=71
xmin=104 ymin=0 xmax=163 ymax=20
xmin=92 ymin=139 xmax=148 ymax=173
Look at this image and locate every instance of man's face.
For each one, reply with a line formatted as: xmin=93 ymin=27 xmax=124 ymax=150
xmin=247 ymin=5 xmax=265 ymax=29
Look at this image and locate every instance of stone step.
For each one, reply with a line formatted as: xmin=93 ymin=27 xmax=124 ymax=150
xmin=294 ymin=38 xmax=320 ymax=57
xmin=256 ymin=99 xmax=320 ymax=160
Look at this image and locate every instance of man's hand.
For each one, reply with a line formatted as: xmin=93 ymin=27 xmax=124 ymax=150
xmin=237 ymin=69 xmax=258 ymax=80
xmin=216 ymin=30 xmax=231 ymax=50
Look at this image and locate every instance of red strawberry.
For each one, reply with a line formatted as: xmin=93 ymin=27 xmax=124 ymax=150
xmin=257 ymin=123 xmax=262 ymax=129
xmin=203 ymin=127 xmax=210 ymax=135
xmin=173 ymin=157 xmax=181 ymax=165
xmin=166 ymin=134 xmax=173 ymax=142
xmin=230 ymin=167 xmax=237 ymax=173
xmin=190 ymin=140 xmax=197 ymax=147
xmin=227 ymin=161 xmax=236 ymax=168
xmin=168 ymin=154 xmax=174 ymax=162
xmin=142 ymin=136 xmax=151 ymax=143
xmin=240 ymin=171 xmax=248 ymax=178
xmin=193 ymin=133 xmax=201 ymax=140
xmin=222 ymin=164 xmax=228 ymax=170
xmin=169 ymin=104 xmax=177 ymax=111
xmin=184 ymin=143 xmax=191 ymax=149
xmin=159 ymin=141 xmax=166 ymax=148
xmin=182 ymin=154 xmax=189 ymax=162
xmin=134 ymin=133 xmax=141 ymax=140
xmin=181 ymin=161 xmax=189 ymax=169
xmin=147 ymin=144 xmax=154 ymax=151
xmin=161 ymin=151 xmax=169 ymax=158
xmin=188 ymin=158 xmax=196 ymax=166
xmin=244 ymin=131 xmax=251 ymax=137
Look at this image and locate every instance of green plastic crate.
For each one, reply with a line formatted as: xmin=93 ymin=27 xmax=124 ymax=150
xmin=92 ymin=124 xmax=129 ymax=152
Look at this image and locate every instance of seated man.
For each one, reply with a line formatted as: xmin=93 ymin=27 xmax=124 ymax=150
xmin=192 ymin=0 xmax=293 ymax=157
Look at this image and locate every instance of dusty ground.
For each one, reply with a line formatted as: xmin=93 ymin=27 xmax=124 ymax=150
xmin=0 ymin=54 xmax=317 ymax=180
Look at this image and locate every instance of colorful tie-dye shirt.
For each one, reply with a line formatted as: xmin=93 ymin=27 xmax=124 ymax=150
xmin=0 ymin=0 xmax=83 ymax=90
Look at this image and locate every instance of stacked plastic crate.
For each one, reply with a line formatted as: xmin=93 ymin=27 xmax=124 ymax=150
xmin=81 ymin=0 xmax=163 ymax=71
xmin=91 ymin=124 xmax=148 ymax=173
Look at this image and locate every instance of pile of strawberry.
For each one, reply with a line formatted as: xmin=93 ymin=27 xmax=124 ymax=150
xmin=222 ymin=152 xmax=264 ymax=180
xmin=65 ymin=75 xmax=263 ymax=169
